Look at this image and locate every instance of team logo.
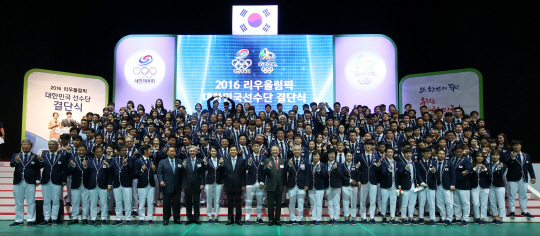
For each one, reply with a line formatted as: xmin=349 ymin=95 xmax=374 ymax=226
xmin=258 ymin=48 xmax=277 ymax=74
xmin=354 ymin=54 xmax=376 ymax=84
xmin=124 ymin=50 xmax=166 ymax=91
xmin=344 ymin=51 xmax=386 ymax=91
xmin=232 ymin=49 xmax=252 ymax=74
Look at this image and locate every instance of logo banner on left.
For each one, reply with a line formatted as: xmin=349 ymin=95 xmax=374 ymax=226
xmin=23 ymin=69 xmax=108 ymax=153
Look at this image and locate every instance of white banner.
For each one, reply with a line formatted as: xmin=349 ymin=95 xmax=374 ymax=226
xmin=23 ymin=69 xmax=108 ymax=153
xmin=232 ymin=5 xmax=277 ymax=35
xmin=400 ymin=69 xmax=483 ymax=117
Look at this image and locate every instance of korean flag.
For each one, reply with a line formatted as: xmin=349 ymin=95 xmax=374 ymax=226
xmin=233 ymin=5 xmax=278 ymax=35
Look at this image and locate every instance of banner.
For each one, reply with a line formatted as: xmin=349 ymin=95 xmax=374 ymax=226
xmin=334 ymin=35 xmax=398 ymax=110
xmin=22 ymin=69 xmax=108 ymax=153
xmin=114 ymin=35 xmax=176 ymax=113
xmin=399 ymin=68 xmax=483 ymax=116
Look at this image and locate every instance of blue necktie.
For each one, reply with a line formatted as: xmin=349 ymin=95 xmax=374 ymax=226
xmin=171 ymin=160 xmax=175 ymax=174
xmin=232 ymin=158 xmax=236 ymax=171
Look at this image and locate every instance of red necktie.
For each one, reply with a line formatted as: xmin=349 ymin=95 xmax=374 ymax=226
xmin=275 ymin=157 xmax=279 ymax=171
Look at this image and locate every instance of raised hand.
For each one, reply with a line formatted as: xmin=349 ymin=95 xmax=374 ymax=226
xmin=182 ymin=160 xmax=187 ymax=167
xmin=70 ymin=160 xmax=75 ymax=167
xmin=152 ymin=163 xmax=156 ymax=170
xmin=389 ymin=163 xmax=394 ymax=170
xmin=160 ymin=181 xmax=166 ymax=187
xmin=430 ymin=166 xmax=436 ymax=173
xmin=510 ymin=152 xmax=516 ymax=158
xmin=102 ymin=159 xmax=109 ymax=167
xmin=142 ymin=164 xmax=147 ymax=171
xmin=376 ymin=159 xmax=381 ymax=167
xmin=462 ymin=170 xmax=468 ymax=176
xmin=123 ymin=157 xmax=128 ymax=165
xmin=203 ymin=157 xmax=207 ymax=165
xmin=268 ymin=161 xmax=273 ymax=168
xmin=333 ymin=162 xmax=337 ymax=169
xmin=82 ymin=159 xmax=87 ymax=168
xmin=405 ymin=164 xmax=410 ymax=170
xmin=316 ymin=164 xmax=321 ymax=171
xmin=289 ymin=158 xmax=293 ymax=166
xmin=497 ymin=162 xmax=503 ymax=169
xmin=356 ymin=162 xmax=361 ymax=168
xmin=15 ymin=155 xmax=21 ymax=162
xmin=219 ymin=157 xmax=224 ymax=165
xmin=248 ymin=158 xmax=253 ymax=165
xmin=134 ymin=149 xmax=139 ymax=155
xmin=37 ymin=155 xmax=43 ymax=161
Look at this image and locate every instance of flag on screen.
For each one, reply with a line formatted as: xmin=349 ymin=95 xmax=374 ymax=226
xmin=233 ymin=5 xmax=278 ymax=35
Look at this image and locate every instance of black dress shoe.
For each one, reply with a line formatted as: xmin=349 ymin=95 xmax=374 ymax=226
xmin=226 ymin=220 xmax=234 ymax=225
xmin=236 ymin=220 xmax=242 ymax=225
xmin=68 ymin=220 xmax=79 ymax=225
xmin=268 ymin=222 xmax=274 ymax=226
xmin=195 ymin=220 xmax=201 ymax=225
xmin=82 ymin=219 xmax=89 ymax=224
xmin=185 ymin=220 xmax=192 ymax=225
xmin=275 ymin=221 xmax=282 ymax=226
xmin=174 ymin=220 xmax=182 ymax=224
xmin=163 ymin=221 xmax=169 ymax=225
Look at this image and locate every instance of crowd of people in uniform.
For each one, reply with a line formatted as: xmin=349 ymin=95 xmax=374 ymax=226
xmin=9 ymin=95 xmax=536 ymax=228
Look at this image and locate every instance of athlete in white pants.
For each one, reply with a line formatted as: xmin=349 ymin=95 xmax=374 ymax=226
xmin=138 ymin=185 xmax=155 ymax=221
xmin=207 ymin=182 xmax=223 ymax=220
xmin=288 ymin=186 xmax=306 ymax=223
xmin=113 ymin=186 xmax=132 ymax=221
xmin=71 ymin=184 xmax=90 ymax=221
xmin=488 ymin=152 xmax=506 ymax=226
xmin=245 ymin=184 xmax=264 ymax=222
xmin=13 ymin=181 xmax=37 ymax=225
xmin=42 ymin=182 xmax=62 ymax=223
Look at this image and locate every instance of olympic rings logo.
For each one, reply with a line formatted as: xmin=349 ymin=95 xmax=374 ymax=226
xmin=261 ymin=67 xmax=274 ymax=73
xmin=231 ymin=59 xmax=252 ymax=70
xmin=133 ymin=67 xmax=158 ymax=78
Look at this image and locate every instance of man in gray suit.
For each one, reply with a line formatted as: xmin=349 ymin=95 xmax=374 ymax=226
xmin=264 ymin=145 xmax=287 ymax=226
xmin=157 ymin=147 xmax=183 ymax=225
xmin=61 ymin=112 xmax=78 ymax=128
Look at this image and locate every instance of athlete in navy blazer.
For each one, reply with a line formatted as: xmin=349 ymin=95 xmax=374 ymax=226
xmin=396 ymin=161 xmax=423 ymax=190
xmin=84 ymin=156 xmax=113 ymax=190
xmin=434 ymin=159 xmax=456 ymax=190
xmin=246 ymin=153 xmax=267 ymax=185
xmin=11 ymin=152 xmax=42 ymax=185
xmin=285 ymin=157 xmax=310 ymax=189
xmin=133 ymin=156 xmax=157 ymax=188
xmin=40 ymin=151 xmax=68 ymax=186
xmin=452 ymin=155 xmax=472 ymax=190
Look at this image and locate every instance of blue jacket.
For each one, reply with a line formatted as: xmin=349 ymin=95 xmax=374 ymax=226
xmin=66 ymin=155 xmax=88 ymax=189
xmin=324 ymin=160 xmax=343 ymax=189
xmin=355 ymin=152 xmax=380 ymax=185
xmin=434 ymin=160 xmax=456 ymax=190
xmin=379 ymin=159 xmax=398 ymax=189
xmin=341 ymin=161 xmax=361 ymax=187
xmin=416 ymin=159 xmax=437 ymax=190
xmin=469 ymin=166 xmax=491 ymax=189
xmin=246 ymin=154 xmax=267 ymax=185
xmin=84 ymin=156 xmax=112 ymax=189
xmin=40 ymin=151 xmax=68 ymax=185
xmin=205 ymin=157 xmax=224 ymax=185
xmin=285 ymin=157 xmax=310 ymax=189
xmin=452 ymin=156 xmax=472 ymax=190
xmin=110 ymin=155 xmax=133 ymax=188
xmin=10 ymin=152 xmax=42 ymax=185
xmin=488 ymin=162 xmax=507 ymax=188
xmin=308 ymin=162 xmax=327 ymax=190
xmin=397 ymin=161 xmax=423 ymax=190
xmin=133 ymin=156 xmax=157 ymax=188
xmin=505 ymin=152 xmax=536 ymax=182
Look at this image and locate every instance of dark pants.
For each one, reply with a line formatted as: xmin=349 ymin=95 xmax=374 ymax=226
xmin=163 ymin=188 xmax=181 ymax=221
xmin=267 ymin=190 xmax=282 ymax=222
xmin=227 ymin=188 xmax=242 ymax=221
xmin=185 ymin=186 xmax=201 ymax=221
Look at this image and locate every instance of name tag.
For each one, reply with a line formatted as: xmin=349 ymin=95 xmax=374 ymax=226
xmin=280 ymin=165 xmax=284 ymax=168
xmin=58 ymin=161 xmax=62 ymax=164
xmin=526 ymin=161 xmax=529 ymax=164
xmin=357 ymin=150 xmax=361 ymax=153
xmin=351 ymin=167 xmax=356 ymax=171
xmin=300 ymin=164 xmax=305 ymax=170
xmin=246 ymin=170 xmax=249 ymax=174
xmin=31 ymin=161 xmax=35 ymax=164
xmin=458 ymin=165 xmax=463 ymax=168
xmin=197 ymin=164 xmax=201 ymax=167
xmin=444 ymin=168 xmax=449 ymax=171
xmin=103 ymin=165 xmax=107 ymax=168
xmin=177 ymin=164 xmax=182 ymax=168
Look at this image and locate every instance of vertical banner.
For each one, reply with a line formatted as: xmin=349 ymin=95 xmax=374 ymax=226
xmin=114 ymin=35 xmax=176 ymax=111
xmin=233 ymin=5 xmax=278 ymax=35
xmin=399 ymin=68 xmax=483 ymax=116
xmin=334 ymin=35 xmax=398 ymax=109
xmin=22 ymin=69 xmax=108 ymax=153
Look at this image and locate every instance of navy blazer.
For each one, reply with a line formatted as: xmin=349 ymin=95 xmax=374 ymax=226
xmin=246 ymin=154 xmax=267 ymax=185
xmin=181 ymin=157 xmax=207 ymax=189
xmin=434 ymin=160 xmax=456 ymax=190
xmin=469 ymin=166 xmax=491 ymax=189
xmin=40 ymin=151 xmax=68 ymax=185
xmin=221 ymin=155 xmax=246 ymax=190
xmin=488 ymin=162 xmax=507 ymax=188
xmin=109 ymin=155 xmax=133 ymax=188
xmin=341 ymin=161 xmax=361 ymax=186
xmin=66 ymin=155 xmax=88 ymax=189
xmin=157 ymin=157 xmax=183 ymax=193
xmin=285 ymin=157 xmax=310 ymax=189
xmin=205 ymin=158 xmax=224 ymax=185
xmin=308 ymin=162 xmax=326 ymax=190
xmin=10 ymin=152 xmax=42 ymax=185
xmin=397 ymin=161 xmax=422 ymax=190
xmin=324 ymin=160 xmax=344 ymax=189
xmin=355 ymin=152 xmax=380 ymax=185
xmin=133 ymin=156 xmax=157 ymax=188
xmin=379 ymin=159 xmax=398 ymax=189
xmin=416 ymin=159 xmax=437 ymax=190
xmin=452 ymin=156 xmax=472 ymax=190
xmin=505 ymin=152 xmax=536 ymax=182
xmin=84 ymin=157 xmax=112 ymax=189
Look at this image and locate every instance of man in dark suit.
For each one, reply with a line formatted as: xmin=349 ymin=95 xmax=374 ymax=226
xmin=263 ymin=145 xmax=287 ymax=226
xmin=158 ymin=147 xmax=183 ymax=225
xmin=505 ymin=140 xmax=536 ymax=218
xmin=221 ymin=146 xmax=246 ymax=225
xmin=61 ymin=111 xmax=78 ymax=127
xmin=181 ymin=146 xmax=207 ymax=225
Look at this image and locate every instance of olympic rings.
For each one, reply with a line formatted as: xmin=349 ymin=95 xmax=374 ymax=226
xmin=133 ymin=67 xmax=158 ymax=78
xmin=231 ymin=59 xmax=252 ymax=70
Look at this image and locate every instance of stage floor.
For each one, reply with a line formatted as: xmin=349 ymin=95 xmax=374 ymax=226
xmin=1 ymin=221 xmax=539 ymax=236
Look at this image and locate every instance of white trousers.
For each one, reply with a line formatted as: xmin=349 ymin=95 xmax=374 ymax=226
xmin=244 ymin=183 xmax=264 ymax=220
xmin=360 ymin=183 xmax=378 ymax=219
xmin=471 ymin=186 xmax=489 ymax=219
xmin=507 ymin=179 xmax=528 ymax=212
xmin=453 ymin=189 xmax=471 ymax=221
xmin=89 ymin=188 xmax=108 ymax=220
xmin=71 ymin=185 xmax=90 ymax=220
xmin=341 ymin=186 xmax=358 ymax=218
xmin=138 ymin=185 xmax=155 ymax=220
xmin=489 ymin=186 xmax=506 ymax=217
xmin=417 ymin=188 xmax=436 ymax=220
xmin=435 ymin=185 xmax=453 ymax=221
xmin=288 ymin=186 xmax=306 ymax=221
xmin=42 ymin=182 xmax=62 ymax=221
xmin=132 ymin=179 xmax=139 ymax=212
xmin=113 ymin=186 xmax=132 ymax=220
xmin=13 ymin=181 xmax=36 ymax=223
xmin=325 ymin=187 xmax=341 ymax=220
xmin=401 ymin=190 xmax=417 ymax=219
xmin=380 ymin=185 xmax=397 ymax=218
xmin=308 ymin=189 xmax=324 ymax=221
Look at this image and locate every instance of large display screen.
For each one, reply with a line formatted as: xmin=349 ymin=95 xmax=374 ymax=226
xmin=175 ymin=35 xmax=334 ymax=113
